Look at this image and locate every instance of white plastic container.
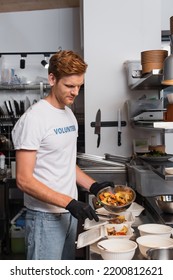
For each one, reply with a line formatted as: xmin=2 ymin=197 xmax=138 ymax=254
xmin=138 ymin=223 xmax=173 ymax=237
xmin=77 ymin=223 xmax=134 ymax=249
xmin=97 ymin=238 xmax=137 ymax=260
xmin=124 ymin=60 xmax=141 ymax=86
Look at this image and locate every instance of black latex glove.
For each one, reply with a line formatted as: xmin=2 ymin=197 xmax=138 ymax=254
xmin=66 ymin=199 xmax=99 ymax=222
xmin=90 ymin=181 xmax=114 ymax=196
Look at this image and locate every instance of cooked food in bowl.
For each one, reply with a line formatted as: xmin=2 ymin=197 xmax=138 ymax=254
xmin=97 ymin=185 xmax=136 ymax=213
xmin=155 ymin=195 xmax=173 ymax=214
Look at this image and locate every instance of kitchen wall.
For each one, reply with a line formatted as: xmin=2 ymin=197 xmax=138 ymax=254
xmin=161 ymin=0 xmax=173 ymax=30
xmin=0 ymin=8 xmax=81 ymax=86
xmin=0 ymin=8 xmax=82 ymax=128
xmin=0 ymin=1 xmax=173 ymax=157
xmin=83 ymin=0 xmax=163 ymax=157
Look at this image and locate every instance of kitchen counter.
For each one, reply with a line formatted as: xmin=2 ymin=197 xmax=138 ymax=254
xmin=85 ymin=194 xmax=172 ymax=260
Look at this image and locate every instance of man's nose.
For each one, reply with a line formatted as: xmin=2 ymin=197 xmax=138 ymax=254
xmin=71 ymin=87 xmax=79 ymax=96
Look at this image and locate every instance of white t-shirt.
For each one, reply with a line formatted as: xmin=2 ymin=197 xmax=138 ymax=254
xmin=12 ymin=99 xmax=78 ymax=213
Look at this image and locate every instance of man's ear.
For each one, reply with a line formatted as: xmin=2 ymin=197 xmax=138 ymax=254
xmin=48 ymin=73 xmax=56 ymax=86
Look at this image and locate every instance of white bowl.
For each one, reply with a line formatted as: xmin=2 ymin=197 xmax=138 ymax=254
xmin=138 ymin=223 xmax=172 ymax=237
xmin=165 ymin=167 xmax=173 ymax=175
xmin=97 ymin=238 xmax=137 ymax=260
xmin=136 ymin=235 xmax=173 ymax=258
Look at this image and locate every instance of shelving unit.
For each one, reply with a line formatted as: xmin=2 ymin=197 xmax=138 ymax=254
xmin=130 ymin=69 xmax=164 ymax=90
xmin=126 ymin=63 xmax=173 ymax=181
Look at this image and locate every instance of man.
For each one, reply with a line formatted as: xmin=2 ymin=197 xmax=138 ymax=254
xmin=12 ymin=50 xmax=113 ymax=260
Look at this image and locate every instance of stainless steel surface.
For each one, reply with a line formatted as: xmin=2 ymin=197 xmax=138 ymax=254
xmin=126 ymin=99 xmax=164 ymax=121
xmin=146 ymin=248 xmax=173 ymax=260
xmin=94 ymin=109 xmax=101 ymax=148
xmin=155 ymin=195 xmax=173 ymax=214
xmin=162 ymin=54 xmax=173 ymax=86
xmin=77 ymin=153 xmax=127 ymax=185
xmin=132 ymin=110 xmax=164 ymax=121
xmin=104 ymin=153 xmax=131 ymax=164
xmin=77 ymin=153 xmax=125 ymax=167
xmin=130 ymin=69 xmax=163 ymax=90
xmin=127 ymin=164 xmax=173 ymax=196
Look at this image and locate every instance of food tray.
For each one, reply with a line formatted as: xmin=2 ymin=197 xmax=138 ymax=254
xmin=77 ymin=223 xmax=134 ymax=249
xmin=104 ymin=223 xmax=134 ymax=239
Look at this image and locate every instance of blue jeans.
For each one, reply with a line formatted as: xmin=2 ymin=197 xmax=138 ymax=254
xmin=25 ymin=208 xmax=78 ymax=260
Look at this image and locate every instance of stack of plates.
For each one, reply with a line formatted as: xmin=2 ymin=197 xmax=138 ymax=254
xmin=141 ymin=50 xmax=168 ymax=74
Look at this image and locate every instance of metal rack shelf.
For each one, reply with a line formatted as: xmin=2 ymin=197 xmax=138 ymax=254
xmin=0 ymin=83 xmax=50 ymax=91
xmin=130 ymin=70 xmax=164 ymax=90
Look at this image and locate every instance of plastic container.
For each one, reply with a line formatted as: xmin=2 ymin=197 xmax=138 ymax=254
xmin=124 ymin=60 xmax=141 ymax=86
xmin=10 ymin=225 xmax=25 ymax=254
xmin=76 ymin=223 xmax=134 ymax=249
xmin=97 ymin=238 xmax=137 ymax=260
xmin=0 ymin=153 xmax=5 ymax=169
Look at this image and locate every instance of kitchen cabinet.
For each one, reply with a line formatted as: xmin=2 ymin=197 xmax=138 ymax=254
xmin=0 ymin=179 xmax=23 ymax=255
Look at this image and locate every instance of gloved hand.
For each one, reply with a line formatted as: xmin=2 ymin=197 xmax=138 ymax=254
xmin=90 ymin=181 xmax=114 ymax=196
xmin=66 ymin=199 xmax=99 ymax=222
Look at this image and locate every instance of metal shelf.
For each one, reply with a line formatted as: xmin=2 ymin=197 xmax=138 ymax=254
xmin=0 ymin=83 xmax=50 ymax=91
xmin=130 ymin=70 xmax=164 ymax=90
xmin=131 ymin=121 xmax=173 ymax=133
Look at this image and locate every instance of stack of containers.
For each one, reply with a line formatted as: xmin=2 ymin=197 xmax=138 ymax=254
xmin=141 ymin=50 xmax=168 ymax=75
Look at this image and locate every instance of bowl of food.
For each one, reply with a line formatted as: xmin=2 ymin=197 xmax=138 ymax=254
xmin=97 ymin=238 xmax=137 ymax=260
xmin=138 ymin=223 xmax=173 ymax=237
xmin=104 ymin=223 xmax=134 ymax=239
xmin=155 ymin=195 xmax=173 ymax=214
xmin=97 ymin=185 xmax=136 ymax=213
xmin=136 ymin=235 xmax=173 ymax=258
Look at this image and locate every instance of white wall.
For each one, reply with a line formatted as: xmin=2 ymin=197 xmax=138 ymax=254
xmin=0 ymin=8 xmax=81 ymax=114
xmin=161 ymin=0 xmax=173 ymax=30
xmin=0 ymin=2 xmax=172 ymax=157
xmin=0 ymin=8 xmax=80 ymax=53
xmin=0 ymin=8 xmax=81 ymax=84
xmin=83 ymin=0 xmax=162 ymax=157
